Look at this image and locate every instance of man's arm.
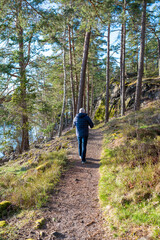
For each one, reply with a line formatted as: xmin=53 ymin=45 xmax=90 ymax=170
xmin=73 ymin=116 xmax=77 ymax=127
xmin=87 ymin=116 xmax=94 ymax=128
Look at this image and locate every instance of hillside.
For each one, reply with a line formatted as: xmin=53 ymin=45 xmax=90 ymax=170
xmin=99 ymin=99 xmax=160 ymax=239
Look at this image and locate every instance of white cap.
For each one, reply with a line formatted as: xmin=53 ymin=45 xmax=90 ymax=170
xmin=79 ymin=108 xmax=85 ymax=113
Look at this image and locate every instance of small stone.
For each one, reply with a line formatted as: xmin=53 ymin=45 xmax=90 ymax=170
xmin=34 ymin=218 xmax=46 ymax=229
xmin=0 ymin=221 xmax=7 ymax=227
xmin=39 ymin=231 xmax=46 ymax=237
xmin=138 ymin=237 xmax=147 ymax=240
xmin=50 ymin=231 xmax=66 ymax=239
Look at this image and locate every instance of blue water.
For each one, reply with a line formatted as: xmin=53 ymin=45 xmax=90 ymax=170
xmin=0 ymin=125 xmax=40 ymax=158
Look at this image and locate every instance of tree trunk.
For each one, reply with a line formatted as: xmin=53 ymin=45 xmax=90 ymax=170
xmin=77 ymin=31 xmax=91 ymax=112
xmin=17 ymin=0 xmax=29 ymax=152
xmin=105 ymin=23 xmax=110 ymax=123
xmin=71 ymin=27 xmax=79 ymax=111
xmin=58 ymin=29 xmax=67 ymax=137
xmin=68 ymin=24 xmax=76 ymax=118
xmin=90 ymin=74 xmax=94 ymax=116
xmin=83 ymin=81 xmax=86 ymax=110
xmin=87 ymin=63 xmax=90 ymax=114
xmin=120 ymin=0 xmax=126 ymax=116
xmin=134 ymin=0 xmax=146 ymax=111
xmin=158 ymin=37 xmax=160 ymax=77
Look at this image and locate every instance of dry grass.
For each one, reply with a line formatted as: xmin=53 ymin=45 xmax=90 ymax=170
xmin=99 ymin=100 xmax=160 ymax=239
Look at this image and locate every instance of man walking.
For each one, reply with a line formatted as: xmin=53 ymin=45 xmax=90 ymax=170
xmin=73 ymin=108 xmax=94 ymax=164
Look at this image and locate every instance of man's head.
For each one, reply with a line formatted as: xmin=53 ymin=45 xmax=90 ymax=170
xmin=79 ymin=108 xmax=85 ymax=113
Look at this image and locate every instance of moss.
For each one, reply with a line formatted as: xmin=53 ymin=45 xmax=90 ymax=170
xmin=62 ymin=142 xmax=69 ymax=149
xmin=0 ymin=221 xmax=7 ymax=227
xmin=0 ymin=201 xmax=11 ymax=211
xmin=36 ymin=161 xmax=51 ymax=172
xmin=94 ymin=103 xmax=105 ymax=122
xmin=34 ymin=218 xmax=46 ymax=229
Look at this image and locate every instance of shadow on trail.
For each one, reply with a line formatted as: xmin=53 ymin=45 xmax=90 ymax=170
xmin=76 ymin=158 xmax=100 ymax=169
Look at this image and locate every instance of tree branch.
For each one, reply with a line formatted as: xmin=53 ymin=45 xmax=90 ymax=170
xmin=88 ymin=0 xmax=106 ymax=24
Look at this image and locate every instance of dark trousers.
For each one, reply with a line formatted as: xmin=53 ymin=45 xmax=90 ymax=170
xmin=77 ymin=136 xmax=88 ymax=162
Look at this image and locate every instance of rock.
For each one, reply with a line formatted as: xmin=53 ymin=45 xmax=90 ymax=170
xmin=34 ymin=218 xmax=46 ymax=229
xmin=50 ymin=231 xmax=66 ymax=239
xmin=0 ymin=201 xmax=12 ymax=211
xmin=0 ymin=221 xmax=7 ymax=227
xmin=39 ymin=231 xmax=46 ymax=237
xmin=34 ymin=145 xmax=43 ymax=149
xmin=155 ymin=183 xmax=160 ymax=195
xmin=0 ymin=201 xmax=12 ymax=217
xmin=9 ymin=153 xmax=16 ymax=161
xmin=138 ymin=237 xmax=148 ymax=240
xmin=121 ymin=196 xmax=133 ymax=205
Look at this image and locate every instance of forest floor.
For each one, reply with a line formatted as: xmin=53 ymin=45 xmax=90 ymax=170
xmin=18 ymin=129 xmax=114 ymax=240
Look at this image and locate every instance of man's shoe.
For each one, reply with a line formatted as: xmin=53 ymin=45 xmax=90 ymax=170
xmin=81 ymin=160 xmax=86 ymax=164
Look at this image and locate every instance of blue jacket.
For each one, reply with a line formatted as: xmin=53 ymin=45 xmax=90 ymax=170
xmin=73 ymin=113 xmax=94 ymax=137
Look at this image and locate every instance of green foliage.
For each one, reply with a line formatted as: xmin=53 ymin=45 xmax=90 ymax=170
xmin=99 ymin=100 xmax=160 ymax=239
xmin=94 ymin=103 xmax=105 ymax=122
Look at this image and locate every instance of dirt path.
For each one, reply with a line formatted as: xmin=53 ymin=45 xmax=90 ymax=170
xmin=21 ymin=129 xmax=112 ymax=240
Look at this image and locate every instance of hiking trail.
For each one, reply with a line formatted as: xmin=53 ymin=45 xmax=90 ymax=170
xmin=19 ymin=129 xmax=114 ymax=240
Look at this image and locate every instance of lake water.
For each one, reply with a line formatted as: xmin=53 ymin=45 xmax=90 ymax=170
xmin=0 ymin=125 xmax=40 ymax=158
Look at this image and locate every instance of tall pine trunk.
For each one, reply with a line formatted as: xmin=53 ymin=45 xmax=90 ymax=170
xmin=134 ymin=0 xmax=146 ymax=111
xmin=90 ymin=73 xmax=94 ymax=116
xmin=158 ymin=37 xmax=160 ymax=77
xmin=58 ymin=29 xmax=67 ymax=137
xmin=71 ymin=27 xmax=79 ymax=111
xmin=87 ymin=63 xmax=90 ymax=114
xmin=68 ymin=24 xmax=76 ymax=118
xmin=120 ymin=0 xmax=126 ymax=116
xmin=77 ymin=31 xmax=91 ymax=112
xmin=105 ymin=22 xmax=110 ymax=123
xmin=17 ymin=0 xmax=29 ymax=152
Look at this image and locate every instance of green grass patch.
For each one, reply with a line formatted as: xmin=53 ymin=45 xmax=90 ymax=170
xmin=0 ymin=150 xmax=67 ymax=209
xmin=0 ymin=149 xmax=68 ymax=239
xmin=99 ymin=100 xmax=160 ymax=239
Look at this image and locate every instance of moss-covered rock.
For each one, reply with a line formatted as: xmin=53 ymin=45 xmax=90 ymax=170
xmin=0 ymin=221 xmax=7 ymax=227
xmin=0 ymin=201 xmax=11 ymax=211
xmin=34 ymin=218 xmax=46 ymax=229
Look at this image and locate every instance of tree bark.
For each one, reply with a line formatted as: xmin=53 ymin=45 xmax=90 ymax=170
xmin=134 ymin=0 xmax=146 ymax=111
xmin=17 ymin=0 xmax=29 ymax=152
xmin=87 ymin=63 xmax=90 ymax=114
xmin=58 ymin=29 xmax=67 ymax=137
xmin=120 ymin=0 xmax=126 ymax=116
xmin=158 ymin=37 xmax=160 ymax=77
xmin=77 ymin=31 xmax=91 ymax=112
xmin=68 ymin=24 xmax=76 ymax=118
xmin=71 ymin=27 xmax=79 ymax=111
xmin=83 ymin=81 xmax=86 ymax=110
xmin=90 ymin=73 xmax=94 ymax=116
xmin=105 ymin=22 xmax=110 ymax=123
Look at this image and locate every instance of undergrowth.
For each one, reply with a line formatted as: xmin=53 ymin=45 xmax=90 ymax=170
xmin=0 ymin=146 xmax=68 ymax=240
xmin=99 ymin=100 xmax=160 ymax=239
xmin=0 ymin=150 xmax=67 ymax=209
